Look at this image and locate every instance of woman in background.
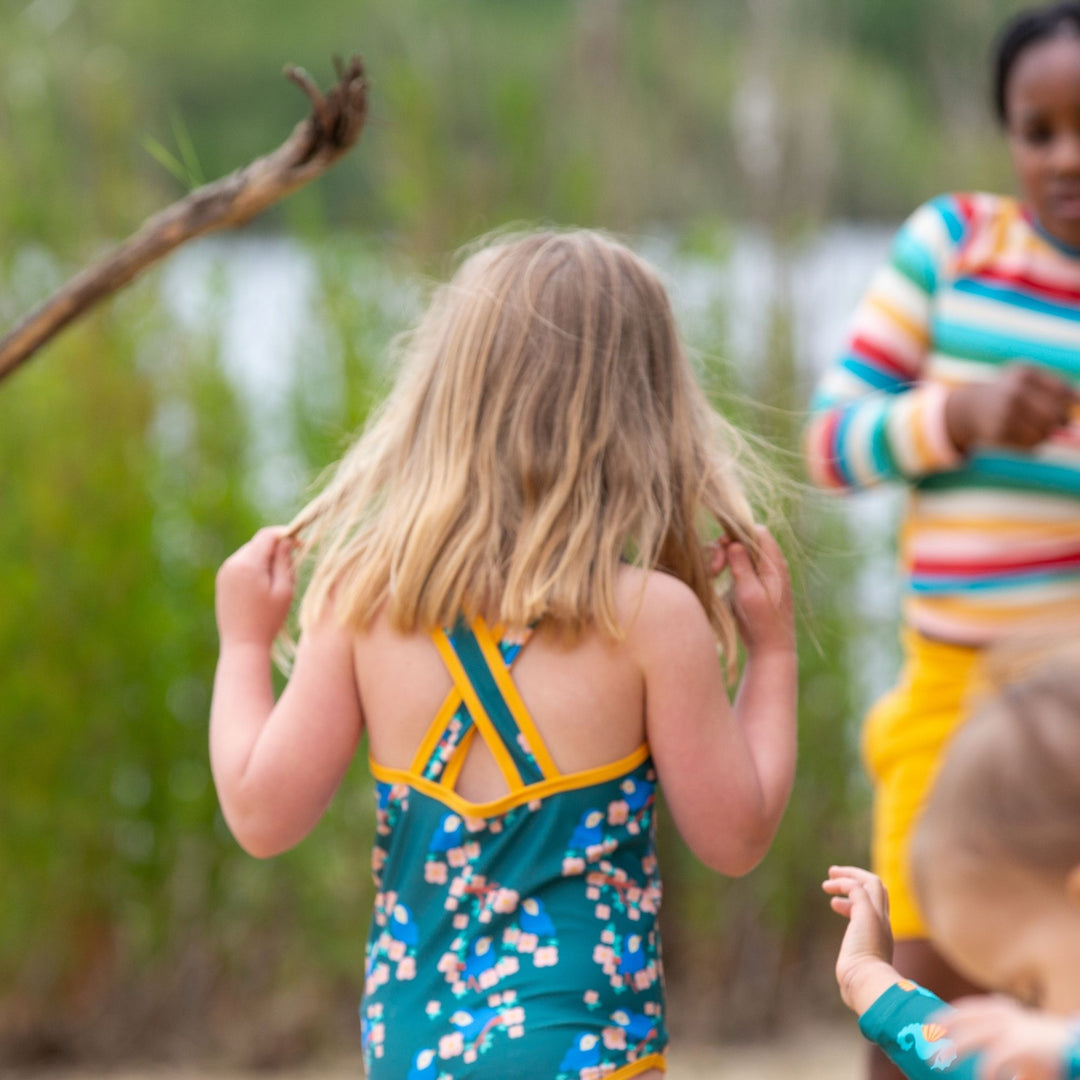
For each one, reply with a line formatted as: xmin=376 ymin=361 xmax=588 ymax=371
xmin=805 ymin=5 xmax=1080 ymax=1077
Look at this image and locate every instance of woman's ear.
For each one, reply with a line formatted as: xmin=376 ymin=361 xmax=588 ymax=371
xmin=1066 ymin=864 xmax=1080 ymax=906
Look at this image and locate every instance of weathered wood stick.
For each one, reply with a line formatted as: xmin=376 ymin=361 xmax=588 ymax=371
xmin=0 ymin=55 xmax=368 ymax=384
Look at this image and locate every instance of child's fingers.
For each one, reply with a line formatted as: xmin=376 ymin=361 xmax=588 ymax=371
xmin=843 ymin=884 xmax=893 ymax=956
xmin=824 ymin=866 xmax=875 ymax=890
xmin=753 ymin=525 xmax=786 ymax=569
xmin=707 ymin=539 xmax=728 ymax=577
xmin=829 ymin=896 xmax=853 ymax=918
xmin=861 ymin=873 xmax=889 ymax=918
xmin=825 ymin=868 xmax=890 ymax=923
xmin=828 ymin=866 xmax=884 ymax=892
xmin=752 ymin=525 xmax=791 ymax=586
xmin=220 ymin=528 xmax=275 ymax=584
xmin=730 ymin=528 xmax=791 ymax=618
xmin=271 ymin=535 xmax=296 ymax=598
xmin=828 ymin=864 xmax=878 ymax=877
xmin=727 ymin=542 xmax=754 ymax=577
xmin=822 ymin=876 xmax=859 ymax=896
xmin=728 ymin=543 xmax=770 ymax=606
xmin=240 ymin=526 xmax=286 ymax=567
xmin=822 ymin=872 xmax=863 ymax=915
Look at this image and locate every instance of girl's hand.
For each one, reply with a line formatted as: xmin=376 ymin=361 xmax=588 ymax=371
xmin=823 ymin=865 xmax=902 ymax=1015
xmin=945 ymin=364 xmax=1075 ymax=453
xmin=714 ymin=526 xmax=794 ymax=656
xmin=215 ymin=527 xmax=296 ymax=649
xmin=937 ymin=996 xmax=1077 ymax=1080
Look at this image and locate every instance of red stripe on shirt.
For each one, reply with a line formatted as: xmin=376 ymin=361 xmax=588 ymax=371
xmin=811 ymin=411 xmax=848 ymax=489
xmin=975 ymin=265 xmax=1080 ymax=306
xmin=850 ymin=334 xmax=915 ymax=382
xmin=911 ymin=548 xmax=1080 ymax=577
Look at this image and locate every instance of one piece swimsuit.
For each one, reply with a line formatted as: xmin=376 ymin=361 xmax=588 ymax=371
xmin=361 ymin=615 xmax=667 ymax=1078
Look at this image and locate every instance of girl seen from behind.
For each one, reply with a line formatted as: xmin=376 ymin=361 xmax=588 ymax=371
xmin=210 ymin=230 xmax=798 ymax=1079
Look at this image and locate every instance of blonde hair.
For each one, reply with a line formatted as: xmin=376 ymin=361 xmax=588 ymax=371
xmin=289 ymin=229 xmax=765 ymax=659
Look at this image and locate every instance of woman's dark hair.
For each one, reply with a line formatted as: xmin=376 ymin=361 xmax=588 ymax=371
xmin=994 ymin=1 xmax=1080 ymax=124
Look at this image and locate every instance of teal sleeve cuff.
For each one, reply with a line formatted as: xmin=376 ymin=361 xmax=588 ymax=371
xmin=1067 ymin=1041 xmax=1080 ymax=1080
xmin=858 ymin=981 xmax=944 ymax=1044
xmin=858 ymin=981 xmax=977 ymax=1080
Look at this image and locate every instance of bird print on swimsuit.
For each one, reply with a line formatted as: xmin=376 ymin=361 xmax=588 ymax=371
xmin=361 ymin=616 xmax=667 ymax=1079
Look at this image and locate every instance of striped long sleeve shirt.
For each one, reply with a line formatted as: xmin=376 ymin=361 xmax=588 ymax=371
xmin=805 ymin=193 xmax=1080 ymax=645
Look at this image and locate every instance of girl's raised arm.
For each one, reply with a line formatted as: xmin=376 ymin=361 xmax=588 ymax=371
xmin=635 ymin=527 xmax=797 ymax=875
xmin=209 ymin=528 xmax=363 ymax=858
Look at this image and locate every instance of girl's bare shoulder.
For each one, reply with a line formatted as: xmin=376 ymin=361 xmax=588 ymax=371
xmin=615 ymin=566 xmax=715 ymax=655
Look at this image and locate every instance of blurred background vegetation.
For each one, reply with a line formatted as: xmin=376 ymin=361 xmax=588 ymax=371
xmin=0 ymin=0 xmax=1028 ymax=1069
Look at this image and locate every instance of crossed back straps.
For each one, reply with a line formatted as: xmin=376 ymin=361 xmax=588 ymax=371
xmin=412 ymin=616 xmax=559 ymax=794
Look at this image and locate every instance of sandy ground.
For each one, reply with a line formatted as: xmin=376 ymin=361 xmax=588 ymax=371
xmin=10 ymin=1024 xmax=866 ymax=1079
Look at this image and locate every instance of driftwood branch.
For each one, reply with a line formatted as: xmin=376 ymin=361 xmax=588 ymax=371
xmin=0 ymin=55 xmax=368 ymax=384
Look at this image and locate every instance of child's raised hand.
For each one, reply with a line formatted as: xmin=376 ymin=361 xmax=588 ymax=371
xmin=937 ymin=996 xmax=1077 ymax=1080
xmin=823 ymin=865 xmax=902 ymax=1015
xmin=722 ymin=526 xmax=795 ymax=656
xmin=215 ymin=527 xmax=296 ymax=649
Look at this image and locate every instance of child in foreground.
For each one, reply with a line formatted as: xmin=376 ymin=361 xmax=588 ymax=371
xmin=824 ymin=648 xmax=1080 ymax=1079
xmin=210 ymin=230 xmax=798 ymax=1079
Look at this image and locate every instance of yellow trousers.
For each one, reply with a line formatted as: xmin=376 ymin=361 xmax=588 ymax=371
xmin=862 ymin=630 xmax=983 ymax=939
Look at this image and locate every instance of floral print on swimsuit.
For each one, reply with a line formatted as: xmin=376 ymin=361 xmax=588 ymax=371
xmin=361 ymin=616 xmax=668 ymax=1079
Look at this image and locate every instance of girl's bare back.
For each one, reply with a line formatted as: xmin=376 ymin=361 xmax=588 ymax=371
xmin=356 ymin=567 xmax=654 ymax=805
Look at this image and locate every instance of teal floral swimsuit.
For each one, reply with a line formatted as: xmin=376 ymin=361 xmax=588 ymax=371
xmin=361 ymin=616 xmax=667 ymax=1078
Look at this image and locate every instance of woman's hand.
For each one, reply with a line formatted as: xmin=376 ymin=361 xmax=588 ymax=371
xmin=937 ymin=996 xmax=1077 ymax=1080
xmin=945 ymin=364 xmax=1075 ymax=453
xmin=711 ymin=526 xmax=795 ymax=656
xmin=215 ymin=527 xmax=296 ymax=650
xmin=823 ymin=865 xmax=903 ymax=1015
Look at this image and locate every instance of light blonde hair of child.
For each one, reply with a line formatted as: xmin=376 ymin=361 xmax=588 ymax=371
xmin=288 ymin=228 xmax=764 ymax=661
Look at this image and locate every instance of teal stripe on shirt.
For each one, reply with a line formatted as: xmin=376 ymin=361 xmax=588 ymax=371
xmin=931 ymin=318 xmax=1080 ymax=379
xmin=928 ymin=194 xmax=968 ymax=243
xmin=952 ymin=276 xmax=1080 ymax=324
xmin=892 ymin=232 xmax=937 ymax=293
xmin=868 ymin=397 xmax=897 ymax=477
xmin=838 ymin=355 xmax=910 ymax=392
xmin=910 ymin=567 xmax=1080 ymax=594
xmin=917 ymin=453 xmax=1080 ymax=498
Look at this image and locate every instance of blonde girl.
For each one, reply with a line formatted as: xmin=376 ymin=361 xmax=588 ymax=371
xmin=210 ymin=229 xmax=798 ymax=1080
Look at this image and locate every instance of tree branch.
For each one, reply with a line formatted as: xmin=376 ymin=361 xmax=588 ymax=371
xmin=0 ymin=55 xmax=369 ymax=384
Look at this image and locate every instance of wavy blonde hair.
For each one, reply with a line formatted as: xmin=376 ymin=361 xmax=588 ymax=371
xmin=289 ymin=229 xmax=765 ymax=659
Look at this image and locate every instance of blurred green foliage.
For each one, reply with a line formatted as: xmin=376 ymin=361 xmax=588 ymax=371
xmin=0 ymin=0 xmax=1024 ymax=255
xmin=0 ymin=0 xmax=1027 ymax=1065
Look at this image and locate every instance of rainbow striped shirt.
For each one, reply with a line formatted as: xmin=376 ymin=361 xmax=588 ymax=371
xmin=805 ymin=193 xmax=1080 ymax=645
